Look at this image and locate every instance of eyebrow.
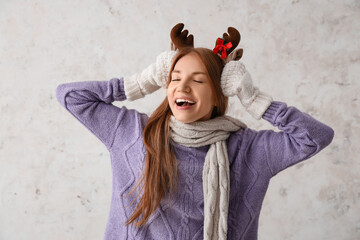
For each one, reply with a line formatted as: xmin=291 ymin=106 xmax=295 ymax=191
xmin=172 ymin=70 xmax=207 ymax=75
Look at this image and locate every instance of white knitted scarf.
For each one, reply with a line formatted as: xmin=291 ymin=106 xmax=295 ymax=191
xmin=169 ymin=115 xmax=247 ymax=240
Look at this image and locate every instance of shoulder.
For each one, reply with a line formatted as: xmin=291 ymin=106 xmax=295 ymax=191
xmin=228 ymin=127 xmax=258 ymax=147
xmin=227 ymin=127 xmax=274 ymax=177
xmin=227 ymin=127 xmax=271 ymax=161
xmin=228 ymin=127 xmax=284 ymax=156
xmin=110 ymin=106 xmax=149 ymax=150
xmin=227 ymin=127 xmax=258 ymax=158
xmin=117 ymin=106 xmax=149 ymax=128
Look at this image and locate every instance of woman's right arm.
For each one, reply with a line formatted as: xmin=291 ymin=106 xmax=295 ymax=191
xmin=56 ymin=77 xmax=129 ymax=150
xmin=56 ymin=51 xmax=176 ymax=150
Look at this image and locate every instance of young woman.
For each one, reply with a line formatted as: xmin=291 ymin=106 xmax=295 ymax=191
xmin=56 ymin=23 xmax=334 ymax=240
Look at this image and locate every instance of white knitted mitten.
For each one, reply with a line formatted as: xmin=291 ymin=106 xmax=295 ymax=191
xmin=124 ymin=50 xmax=177 ymax=101
xmin=221 ymin=61 xmax=273 ymax=119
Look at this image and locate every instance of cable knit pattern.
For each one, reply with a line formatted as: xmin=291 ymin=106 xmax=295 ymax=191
xmin=177 ymin=156 xmax=196 ymax=239
xmin=56 ymin=77 xmax=334 ymax=240
xmin=124 ymin=50 xmax=177 ymax=101
xmin=169 ymin=115 xmax=247 ymax=240
xmin=221 ymin=61 xmax=273 ymax=119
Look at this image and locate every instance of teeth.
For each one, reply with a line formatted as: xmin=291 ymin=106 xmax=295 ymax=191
xmin=176 ymin=99 xmax=195 ymax=104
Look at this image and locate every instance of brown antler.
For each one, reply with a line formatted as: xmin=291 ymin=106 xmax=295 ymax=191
xmin=221 ymin=27 xmax=241 ymax=55
xmin=170 ymin=23 xmax=194 ymax=50
xmin=214 ymin=26 xmax=243 ymax=62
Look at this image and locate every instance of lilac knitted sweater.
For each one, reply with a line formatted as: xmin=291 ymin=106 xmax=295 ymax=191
xmin=56 ymin=77 xmax=334 ymax=240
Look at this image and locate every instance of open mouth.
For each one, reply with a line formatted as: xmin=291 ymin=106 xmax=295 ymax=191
xmin=175 ymin=99 xmax=196 ymax=107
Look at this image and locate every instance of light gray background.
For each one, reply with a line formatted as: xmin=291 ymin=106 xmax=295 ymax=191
xmin=0 ymin=0 xmax=359 ymax=239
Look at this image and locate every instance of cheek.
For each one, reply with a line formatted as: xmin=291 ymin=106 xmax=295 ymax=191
xmin=166 ymin=86 xmax=175 ymax=104
xmin=199 ymin=87 xmax=215 ymax=104
xmin=166 ymin=85 xmax=172 ymax=96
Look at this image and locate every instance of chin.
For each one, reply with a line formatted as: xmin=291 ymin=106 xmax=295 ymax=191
xmin=172 ymin=113 xmax=211 ymax=123
xmin=173 ymin=115 xmax=196 ymax=124
xmin=170 ymin=105 xmax=211 ymax=123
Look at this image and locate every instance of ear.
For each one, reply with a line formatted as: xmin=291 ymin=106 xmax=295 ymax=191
xmin=224 ymin=48 xmax=243 ymax=63
xmin=171 ymin=42 xmax=177 ymax=51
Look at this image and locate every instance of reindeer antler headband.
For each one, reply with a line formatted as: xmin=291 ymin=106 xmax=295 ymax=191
xmin=170 ymin=23 xmax=243 ymax=63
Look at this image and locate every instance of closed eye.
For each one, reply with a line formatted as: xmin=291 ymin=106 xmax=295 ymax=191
xmin=171 ymin=79 xmax=203 ymax=83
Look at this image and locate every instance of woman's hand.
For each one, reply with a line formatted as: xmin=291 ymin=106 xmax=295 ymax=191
xmin=221 ymin=60 xmax=273 ymax=119
xmin=151 ymin=50 xmax=178 ymax=88
xmin=124 ymin=50 xmax=177 ymax=101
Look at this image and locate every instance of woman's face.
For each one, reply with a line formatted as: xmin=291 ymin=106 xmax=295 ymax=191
xmin=167 ymin=53 xmax=216 ymax=123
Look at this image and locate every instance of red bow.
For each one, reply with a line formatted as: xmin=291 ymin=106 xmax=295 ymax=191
xmin=213 ymin=38 xmax=233 ymax=59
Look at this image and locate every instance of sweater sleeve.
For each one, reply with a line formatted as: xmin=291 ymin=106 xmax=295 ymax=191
xmin=254 ymin=101 xmax=335 ymax=177
xmin=56 ymin=77 xmax=129 ymax=151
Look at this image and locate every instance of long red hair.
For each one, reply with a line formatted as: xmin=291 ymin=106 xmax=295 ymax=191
xmin=125 ymin=47 xmax=228 ymax=227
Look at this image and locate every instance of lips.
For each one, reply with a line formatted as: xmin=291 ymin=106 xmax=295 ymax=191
xmin=176 ymin=100 xmax=195 ymax=107
xmin=174 ymin=96 xmax=196 ymax=106
xmin=176 ymin=103 xmax=195 ymax=110
xmin=174 ymin=96 xmax=196 ymax=109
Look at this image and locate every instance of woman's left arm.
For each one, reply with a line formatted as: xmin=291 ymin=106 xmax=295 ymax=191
xmin=255 ymin=101 xmax=334 ymax=176
xmin=221 ymin=60 xmax=334 ymax=176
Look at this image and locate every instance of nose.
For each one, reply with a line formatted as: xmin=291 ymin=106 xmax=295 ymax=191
xmin=177 ymin=79 xmax=191 ymax=93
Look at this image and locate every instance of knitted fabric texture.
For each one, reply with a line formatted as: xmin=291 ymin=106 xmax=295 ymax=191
xmin=124 ymin=50 xmax=177 ymax=101
xmin=169 ymin=115 xmax=247 ymax=240
xmin=221 ymin=61 xmax=273 ymax=119
xmin=56 ymin=78 xmax=335 ymax=239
